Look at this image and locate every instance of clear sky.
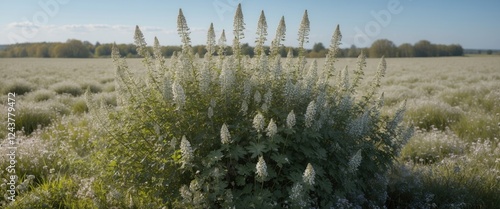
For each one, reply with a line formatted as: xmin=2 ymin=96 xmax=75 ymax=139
xmin=1 ymin=0 xmax=499 ymax=49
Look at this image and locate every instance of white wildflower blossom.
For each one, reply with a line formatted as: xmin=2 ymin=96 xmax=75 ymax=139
xmin=263 ymin=89 xmax=272 ymax=105
xmin=172 ymin=80 xmax=186 ymax=110
xmin=253 ymin=112 xmax=265 ymax=132
xmin=266 ymin=119 xmax=278 ymax=138
xmin=220 ymin=56 xmax=236 ymax=94
xmin=286 ymin=110 xmax=296 ymax=129
xmin=289 ymin=183 xmax=306 ymax=207
xmin=303 ymin=163 xmax=315 ymax=186
xmin=180 ymin=136 xmax=193 ymax=168
xmin=305 ymin=101 xmax=316 ymax=128
xmin=221 ymin=123 xmax=232 ymax=144
xmin=254 ymin=90 xmax=262 ymax=104
xmin=208 ymin=106 xmax=214 ymax=119
xmin=348 ymin=149 xmax=363 ymax=173
xmin=240 ymin=100 xmax=248 ymax=115
xmin=243 ymin=80 xmax=252 ymax=101
xmin=180 ymin=185 xmax=192 ymax=201
xmin=256 ymin=156 xmax=268 ymax=180
xmin=198 ymin=61 xmax=210 ymax=93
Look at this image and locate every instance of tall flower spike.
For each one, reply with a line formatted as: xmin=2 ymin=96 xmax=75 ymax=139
xmin=134 ymin=26 xmax=151 ymax=60
xmin=232 ymin=3 xmax=245 ymax=56
xmin=348 ymin=149 xmax=362 ymax=173
xmin=256 ymin=156 xmax=268 ymax=180
xmin=323 ymin=25 xmax=342 ymax=79
xmin=253 ymin=112 xmax=265 ymax=133
xmin=218 ymin=30 xmax=227 ymax=57
xmin=172 ymin=80 xmax=186 ymax=110
xmin=286 ymin=110 xmax=296 ymax=129
xmin=254 ymin=10 xmax=268 ymax=56
xmin=350 ymin=50 xmax=366 ymax=92
xmin=270 ymin=16 xmax=286 ymax=57
xmin=303 ymin=163 xmax=315 ymax=186
xmin=220 ymin=123 xmax=232 ymax=144
xmin=305 ymin=100 xmax=316 ymax=128
xmin=206 ymin=23 xmax=216 ymax=58
xmin=180 ymin=136 xmax=193 ymax=168
xmin=297 ymin=10 xmax=310 ymax=57
xmin=220 ymin=56 xmax=235 ymax=94
xmin=177 ymin=9 xmax=191 ymax=53
xmin=266 ymin=119 xmax=277 ymax=138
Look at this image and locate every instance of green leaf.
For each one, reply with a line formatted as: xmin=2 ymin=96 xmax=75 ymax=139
xmin=246 ymin=142 xmax=267 ymax=158
xmin=228 ymin=145 xmax=246 ymax=160
xmin=270 ymin=153 xmax=290 ymax=168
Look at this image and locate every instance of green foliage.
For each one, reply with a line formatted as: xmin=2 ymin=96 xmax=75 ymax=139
xmin=88 ymin=6 xmax=411 ymax=208
xmin=405 ymin=101 xmax=463 ymax=131
xmin=15 ymin=106 xmax=53 ymax=135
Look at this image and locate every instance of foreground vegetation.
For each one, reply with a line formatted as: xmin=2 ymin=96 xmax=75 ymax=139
xmin=1 ymin=5 xmax=499 ymax=209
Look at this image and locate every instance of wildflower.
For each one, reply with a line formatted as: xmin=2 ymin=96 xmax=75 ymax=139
xmin=303 ymin=163 xmax=315 ymax=186
xmin=180 ymin=136 xmax=193 ymax=168
xmin=232 ymin=3 xmax=245 ymax=55
xmin=253 ymin=112 xmax=265 ymax=133
xmin=263 ymin=89 xmax=272 ymax=105
xmin=305 ymin=101 xmax=316 ymax=128
xmin=198 ymin=61 xmax=210 ymax=93
xmin=172 ymin=80 xmax=186 ymax=110
xmin=220 ymin=57 xmax=236 ymax=94
xmin=270 ymin=16 xmax=286 ymax=57
xmin=240 ymin=100 xmax=248 ymax=115
xmin=177 ymin=9 xmax=191 ymax=51
xmin=254 ymin=90 xmax=262 ymax=104
xmin=297 ymin=10 xmax=310 ymax=55
xmin=206 ymin=23 xmax=216 ymax=57
xmin=348 ymin=149 xmax=362 ymax=173
xmin=221 ymin=123 xmax=232 ymax=144
xmin=266 ymin=119 xmax=277 ymax=138
xmin=286 ymin=110 xmax=296 ymax=129
xmin=254 ymin=10 xmax=268 ymax=55
xmin=256 ymin=156 xmax=268 ymax=180
xmin=208 ymin=106 xmax=214 ymax=119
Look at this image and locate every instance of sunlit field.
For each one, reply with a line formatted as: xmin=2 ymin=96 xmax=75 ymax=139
xmin=1 ymin=56 xmax=499 ymax=207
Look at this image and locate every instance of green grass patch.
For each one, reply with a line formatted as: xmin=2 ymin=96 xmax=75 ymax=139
xmin=405 ymin=101 xmax=464 ymax=131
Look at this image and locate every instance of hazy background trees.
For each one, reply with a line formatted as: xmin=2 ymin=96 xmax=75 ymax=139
xmin=0 ymin=38 xmax=470 ymax=58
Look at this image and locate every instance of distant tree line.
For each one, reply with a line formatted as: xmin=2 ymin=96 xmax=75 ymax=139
xmin=0 ymin=38 xmax=465 ymax=58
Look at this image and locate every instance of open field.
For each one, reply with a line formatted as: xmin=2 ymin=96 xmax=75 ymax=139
xmin=1 ymin=56 xmax=499 ymax=207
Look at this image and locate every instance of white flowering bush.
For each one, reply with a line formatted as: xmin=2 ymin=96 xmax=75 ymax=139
xmin=89 ymin=4 xmax=412 ymax=208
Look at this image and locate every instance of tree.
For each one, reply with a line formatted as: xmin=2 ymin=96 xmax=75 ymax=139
xmin=369 ymin=39 xmax=396 ymax=58
xmin=312 ymin=42 xmax=325 ymax=53
xmin=347 ymin=44 xmax=358 ymax=57
xmin=398 ymin=43 xmax=414 ymax=57
xmin=486 ymin=49 xmax=493 ymax=55
xmin=414 ymin=40 xmax=434 ymax=57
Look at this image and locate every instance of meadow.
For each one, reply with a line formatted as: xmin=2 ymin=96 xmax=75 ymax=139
xmin=0 ymin=55 xmax=498 ymax=208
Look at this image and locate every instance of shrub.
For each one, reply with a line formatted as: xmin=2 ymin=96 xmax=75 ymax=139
xmin=26 ymin=89 xmax=56 ymax=102
xmin=1 ymin=80 xmax=35 ymax=95
xmin=405 ymin=100 xmax=463 ymax=131
xmin=88 ymin=5 xmax=412 ymax=208
xmin=15 ymin=105 xmax=53 ymax=135
xmin=80 ymin=81 xmax=102 ymax=93
xmin=51 ymin=81 xmax=84 ymax=96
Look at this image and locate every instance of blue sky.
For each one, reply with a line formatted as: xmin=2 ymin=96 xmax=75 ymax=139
xmin=1 ymin=0 xmax=499 ymax=49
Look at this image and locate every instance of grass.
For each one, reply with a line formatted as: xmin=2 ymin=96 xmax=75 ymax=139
xmin=0 ymin=56 xmax=499 ymax=207
xmin=1 ymin=80 xmax=35 ymax=95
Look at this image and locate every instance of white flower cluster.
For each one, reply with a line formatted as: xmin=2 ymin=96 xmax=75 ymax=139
xmin=180 ymin=136 xmax=193 ymax=168
xmin=303 ymin=163 xmax=315 ymax=186
xmin=256 ymin=156 xmax=268 ymax=180
xmin=221 ymin=123 xmax=232 ymax=144
xmin=348 ymin=149 xmax=363 ymax=173
xmin=266 ymin=119 xmax=277 ymax=138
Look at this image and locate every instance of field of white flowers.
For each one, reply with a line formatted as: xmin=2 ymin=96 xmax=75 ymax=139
xmin=1 ymin=5 xmax=499 ymax=208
